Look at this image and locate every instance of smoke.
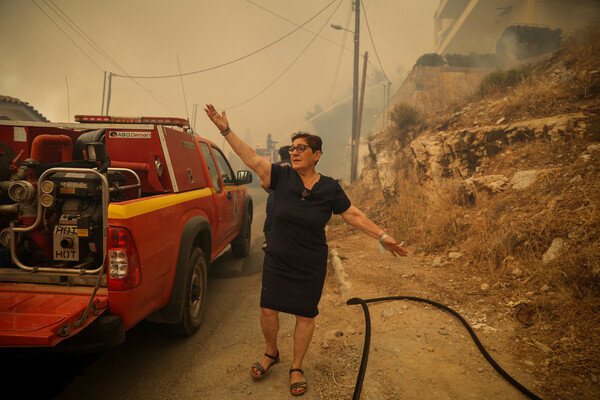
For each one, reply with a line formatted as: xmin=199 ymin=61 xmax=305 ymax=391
xmin=0 ymin=0 xmax=439 ymax=179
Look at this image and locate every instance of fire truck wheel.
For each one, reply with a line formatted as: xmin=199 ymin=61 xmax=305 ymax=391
xmin=164 ymin=247 xmax=207 ymax=336
xmin=231 ymin=211 xmax=251 ymax=258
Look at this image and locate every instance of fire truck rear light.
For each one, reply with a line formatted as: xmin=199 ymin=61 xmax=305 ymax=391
xmin=107 ymin=227 xmax=141 ymax=290
xmin=109 ymin=250 xmax=128 ymax=279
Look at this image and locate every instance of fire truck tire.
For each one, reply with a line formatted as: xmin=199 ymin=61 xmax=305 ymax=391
xmin=163 ymin=247 xmax=207 ymax=336
xmin=231 ymin=210 xmax=251 ymax=258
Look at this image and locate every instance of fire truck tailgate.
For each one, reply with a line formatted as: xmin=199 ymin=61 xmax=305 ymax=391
xmin=0 ymin=283 xmax=108 ymax=347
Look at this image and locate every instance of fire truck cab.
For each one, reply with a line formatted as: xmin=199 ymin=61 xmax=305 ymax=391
xmin=0 ymin=115 xmax=253 ymax=351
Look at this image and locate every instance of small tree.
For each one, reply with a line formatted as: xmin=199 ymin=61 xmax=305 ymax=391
xmin=389 ymin=103 xmax=420 ymax=144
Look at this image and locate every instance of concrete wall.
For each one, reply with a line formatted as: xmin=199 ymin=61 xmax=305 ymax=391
xmin=370 ymin=65 xmax=491 ymax=135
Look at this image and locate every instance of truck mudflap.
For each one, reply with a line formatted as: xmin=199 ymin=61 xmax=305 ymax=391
xmin=0 ymin=283 xmax=109 ymax=347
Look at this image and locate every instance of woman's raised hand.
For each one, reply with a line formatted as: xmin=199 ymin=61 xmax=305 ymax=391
xmin=204 ymin=104 xmax=229 ymax=132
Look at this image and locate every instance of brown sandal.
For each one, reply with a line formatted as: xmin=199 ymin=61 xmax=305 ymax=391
xmin=250 ymin=350 xmax=279 ymax=379
xmin=289 ymin=368 xmax=308 ymax=396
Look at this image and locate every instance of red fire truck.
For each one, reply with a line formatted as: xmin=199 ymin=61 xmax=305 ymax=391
xmin=0 ymin=115 xmax=253 ymax=351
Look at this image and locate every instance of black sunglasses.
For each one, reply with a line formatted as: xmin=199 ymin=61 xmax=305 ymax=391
xmin=288 ymin=144 xmax=314 ymax=154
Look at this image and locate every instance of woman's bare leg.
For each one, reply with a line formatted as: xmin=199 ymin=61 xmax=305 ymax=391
xmin=290 ymin=315 xmax=314 ymax=394
xmin=251 ymin=307 xmax=280 ymax=377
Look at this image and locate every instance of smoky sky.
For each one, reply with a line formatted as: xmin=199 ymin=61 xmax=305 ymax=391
xmin=0 ymin=0 xmax=437 ymax=151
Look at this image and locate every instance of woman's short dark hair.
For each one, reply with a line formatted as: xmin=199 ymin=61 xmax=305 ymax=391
xmin=291 ymin=132 xmax=322 ymax=153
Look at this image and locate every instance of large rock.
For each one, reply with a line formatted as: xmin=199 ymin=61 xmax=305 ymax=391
xmin=511 ymin=170 xmax=540 ymax=189
xmin=363 ymin=113 xmax=587 ymax=202
xmin=465 ymin=175 xmax=509 ymax=194
xmin=368 ymin=133 xmax=402 ymax=199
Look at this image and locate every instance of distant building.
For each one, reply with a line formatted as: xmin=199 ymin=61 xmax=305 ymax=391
xmin=0 ymin=95 xmax=49 ymax=122
xmin=434 ymin=0 xmax=600 ymax=55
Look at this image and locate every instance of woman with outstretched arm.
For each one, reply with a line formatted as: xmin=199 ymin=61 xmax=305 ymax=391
xmin=205 ymin=104 xmax=407 ymax=397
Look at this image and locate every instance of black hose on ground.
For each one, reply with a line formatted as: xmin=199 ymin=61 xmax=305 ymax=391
xmin=346 ymin=296 xmax=543 ymax=400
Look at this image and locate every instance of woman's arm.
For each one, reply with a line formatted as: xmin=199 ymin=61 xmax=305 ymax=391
xmin=204 ymin=104 xmax=272 ymax=187
xmin=340 ymin=205 xmax=408 ymax=257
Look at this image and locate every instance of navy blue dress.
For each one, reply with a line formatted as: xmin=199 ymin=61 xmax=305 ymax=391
xmin=261 ymin=164 xmax=351 ymax=318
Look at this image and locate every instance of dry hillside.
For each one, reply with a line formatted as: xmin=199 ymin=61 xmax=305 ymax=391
xmin=347 ymin=26 xmax=600 ymax=400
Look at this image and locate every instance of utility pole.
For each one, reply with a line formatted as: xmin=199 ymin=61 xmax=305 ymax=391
xmin=350 ymin=0 xmax=360 ymax=182
xmin=353 ymin=51 xmax=368 ymax=181
xmin=105 ymin=72 xmax=113 ymax=115
xmin=101 ymin=71 xmax=107 ymax=115
xmin=387 ymin=81 xmax=391 ymax=128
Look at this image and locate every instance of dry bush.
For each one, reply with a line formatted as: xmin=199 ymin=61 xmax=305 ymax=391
xmin=388 ymin=179 xmax=469 ymax=253
xmin=477 ymin=64 xmax=532 ymax=98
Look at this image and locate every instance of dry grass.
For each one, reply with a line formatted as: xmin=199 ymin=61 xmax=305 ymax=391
xmin=352 ymin=26 xmax=600 ymax=399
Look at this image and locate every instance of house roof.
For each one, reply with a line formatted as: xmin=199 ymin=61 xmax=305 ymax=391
xmin=0 ymin=95 xmax=49 ymax=122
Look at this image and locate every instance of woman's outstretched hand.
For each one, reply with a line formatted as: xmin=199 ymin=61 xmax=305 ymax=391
xmin=204 ymin=104 xmax=229 ymax=132
xmin=382 ymin=236 xmax=409 ymax=257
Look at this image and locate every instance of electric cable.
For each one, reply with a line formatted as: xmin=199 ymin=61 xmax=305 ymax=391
xmin=113 ymin=0 xmax=340 ymax=79
xmin=346 ymin=296 xmax=543 ymax=400
xmin=246 ymin=0 xmax=352 ymax=52
xmin=31 ymin=0 xmax=104 ymax=72
xmin=45 ymin=0 xmax=123 ymax=73
xmin=360 ymin=0 xmax=390 ymax=84
xmin=223 ymin=0 xmax=345 ymax=110
xmin=32 ymin=0 xmax=175 ymax=114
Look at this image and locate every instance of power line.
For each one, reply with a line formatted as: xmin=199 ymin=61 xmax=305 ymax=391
xmin=32 ymin=0 xmax=176 ymax=114
xmin=360 ymin=0 xmax=390 ymax=83
xmin=31 ymin=0 xmax=104 ymax=72
xmin=46 ymin=0 xmax=124 ymax=74
xmin=245 ymin=0 xmax=352 ymax=52
xmin=223 ymin=0 xmax=345 ymax=110
xmin=112 ymin=0 xmax=340 ymax=79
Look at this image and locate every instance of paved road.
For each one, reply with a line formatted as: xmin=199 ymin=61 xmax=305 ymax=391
xmin=2 ymin=186 xmax=269 ymax=400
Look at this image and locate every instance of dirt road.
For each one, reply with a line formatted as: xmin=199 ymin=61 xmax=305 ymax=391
xmin=312 ymin=222 xmax=540 ymax=399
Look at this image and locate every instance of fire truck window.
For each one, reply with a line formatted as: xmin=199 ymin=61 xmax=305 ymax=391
xmin=211 ymin=146 xmax=235 ymax=185
xmin=199 ymin=143 xmax=222 ymax=193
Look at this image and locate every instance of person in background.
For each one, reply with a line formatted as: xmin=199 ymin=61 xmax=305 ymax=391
xmin=205 ymin=104 xmax=407 ymax=397
xmin=263 ymin=145 xmax=291 ymax=249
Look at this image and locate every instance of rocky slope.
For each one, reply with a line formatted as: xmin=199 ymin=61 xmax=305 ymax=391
xmin=350 ymin=27 xmax=600 ymax=400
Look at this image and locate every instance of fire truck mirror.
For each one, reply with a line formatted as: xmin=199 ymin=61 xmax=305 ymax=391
xmin=236 ymin=170 xmax=253 ymax=185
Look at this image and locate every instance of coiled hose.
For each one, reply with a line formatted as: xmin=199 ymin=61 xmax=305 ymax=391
xmin=346 ymin=296 xmax=543 ymax=400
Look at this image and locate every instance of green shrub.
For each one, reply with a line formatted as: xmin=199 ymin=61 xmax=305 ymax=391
xmin=415 ymin=53 xmax=444 ymax=67
xmin=477 ymin=65 xmax=532 ymax=97
xmin=389 ymin=103 xmax=420 ymax=142
xmin=497 ymin=25 xmax=562 ymax=60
